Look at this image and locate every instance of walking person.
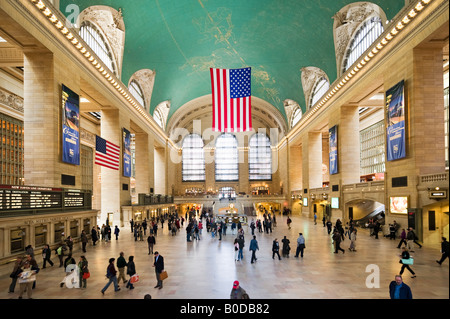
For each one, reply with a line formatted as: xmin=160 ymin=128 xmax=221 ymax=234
xmin=230 ymin=281 xmax=248 ymax=299
xmin=234 ymin=238 xmax=240 ymax=261
xmin=249 ymin=236 xmax=259 ymax=264
xmin=333 ymin=230 xmax=345 ymax=254
xmin=65 ymin=236 xmax=74 ymax=254
xmin=81 ymin=230 xmax=88 ymax=253
xmin=349 ymin=229 xmax=357 ymax=252
xmin=436 ymin=237 xmax=449 ymax=265
xmin=42 ymin=244 xmax=54 ymax=268
xmin=399 ymin=247 xmax=416 ymax=278
xmin=126 ymin=256 xmax=136 ymax=290
xmin=17 ymin=260 xmax=38 ymax=299
xmin=287 ymin=217 xmax=292 ymax=230
xmin=272 ymin=238 xmax=282 ymax=260
xmin=407 ymin=227 xmax=422 ymax=251
xmin=314 ymin=213 xmax=317 ymax=225
xmin=389 ymin=275 xmax=413 ymax=299
xmin=237 ymin=235 xmax=245 ymax=261
xmin=295 ymin=233 xmax=306 ymax=258
xmin=56 ymin=244 xmax=66 ymax=267
xmin=101 ymin=258 xmax=121 ymax=295
xmin=397 ymin=229 xmax=407 ymax=249
xmin=281 ymin=236 xmax=291 ymax=258
xmin=153 ymin=251 xmax=165 ymax=289
xmin=78 ymin=256 xmax=89 ymax=289
xmin=117 ymin=252 xmax=128 ymax=285
xmin=91 ymin=226 xmax=98 ymax=246
xmin=147 ymin=234 xmax=156 ymax=255
xmin=8 ymin=256 xmax=23 ymax=293
xmin=114 ymin=226 xmax=120 ymax=240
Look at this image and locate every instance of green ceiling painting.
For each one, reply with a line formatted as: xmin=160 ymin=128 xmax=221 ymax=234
xmin=60 ymin=0 xmax=404 ymax=122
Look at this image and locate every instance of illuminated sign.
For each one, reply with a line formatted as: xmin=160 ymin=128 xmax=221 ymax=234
xmin=331 ymin=197 xmax=339 ymax=209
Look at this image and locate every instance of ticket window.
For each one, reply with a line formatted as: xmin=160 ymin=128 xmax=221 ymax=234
xmin=83 ymin=219 xmax=91 ymax=234
xmin=34 ymin=226 xmax=47 ymax=248
xmin=55 ymin=222 xmax=65 ymax=243
xmin=134 ymin=211 xmax=143 ymax=222
xmin=10 ymin=228 xmax=25 ymax=254
xmin=70 ymin=220 xmax=78 ymax=238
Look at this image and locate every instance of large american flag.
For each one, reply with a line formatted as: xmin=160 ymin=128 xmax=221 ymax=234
xmin=95 ymin=135 xmax=120 ymax=170
xmin=210 ymin=67 xmax=252 ymax=132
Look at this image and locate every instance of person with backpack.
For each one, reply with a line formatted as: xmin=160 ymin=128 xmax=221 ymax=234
xmin=56 ymin=244 xmax=67 ymax=267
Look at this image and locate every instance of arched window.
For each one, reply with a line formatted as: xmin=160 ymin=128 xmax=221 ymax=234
xmin=79 ymin=21 xmax=117 ymax=76
xmin=343 ymin=16 xmax=384 ymax=73
xmin=215 ymin=133 xmax=239 ymax=181
xmin=153 ymin=109 xmax=164 ymax=128
xmin=182 ymin=134 xmax=205 ymax=182
xmin=128 ymin=80 xmax=146 ymax=109
xmin=310 ymin=77 xmax=330 ymax=108
xmin=249 ymin=133 xmax=272 ymax=181
xmin=291 ymin=107 xmax=302 ymax=128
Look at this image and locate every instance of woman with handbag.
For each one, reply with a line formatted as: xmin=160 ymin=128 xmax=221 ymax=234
xmin=126 ymin=255 xmax=136 ymax=289
xmin=78 ymin=256 xmax=89 ymax=288
xmin=399 ymin=247 xmax=416 ymax=278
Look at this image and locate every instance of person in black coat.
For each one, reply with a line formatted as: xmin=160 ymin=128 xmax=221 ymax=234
xmin=153 ymin=251 xmax=164 ymax=289
xmin=126 ymin=256 xmax=136 ymax=289
xmin=399 ymin=247 xmax=416 ymax=278
xmin=436 ymin=237 xmax=449 ymax=265
xmin=389 ymin=275 xmax=412 ymax=299
xmin=272 ymin=239 xmax=282 ymax=260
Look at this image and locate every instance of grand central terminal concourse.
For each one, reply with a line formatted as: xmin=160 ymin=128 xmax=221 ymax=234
xmin=0 ymin=0 xmax=448 ymax=307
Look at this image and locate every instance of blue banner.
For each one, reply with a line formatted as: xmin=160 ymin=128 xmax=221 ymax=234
xmin=123 ymin=128 xmax=132 ymax=177
xmin=329 ymin=125 xmax=338 ymax=175
xmin=61 ymin=85 xmax=80 ymax=165
xmin=386 ymin=80 xmax=406 ymax=161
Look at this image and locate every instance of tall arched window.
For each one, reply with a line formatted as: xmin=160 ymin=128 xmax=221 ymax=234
xmin=182 ymin=134 xmax=205 ymax=182
xmin=79 ymin=21 xmax=117 ymax=76
xmin=291 ymin=107 xmax=302 ymax=128
xmin=215 ymin=133 xmax=239 ymax=181
xmin=249 ymin=133 xmax=272 ymax=181
xmin=342 ymin=16 xmax=384 ymax=73
xmin=310 ymin=77 xmax=330 ymax=108
xmin=153 ymin=109 xmax=164 ymax=129
xmin=128 ymin=80 xmax=146 ymax=109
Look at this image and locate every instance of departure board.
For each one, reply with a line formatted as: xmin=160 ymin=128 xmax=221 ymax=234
xmin=64 ymin=191 xmax=85 ymax=207
xmin=0 ymin=185 xmax=89 ymax=211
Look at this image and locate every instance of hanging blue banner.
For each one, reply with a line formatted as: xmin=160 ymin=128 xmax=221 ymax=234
xmin=123 ymin=128 xmax=132 ymax=177
xmin=386 ymin=80 xmax=406 ymax=161
xmin=329 ymin=125 xmax=338 ymax=175
xmin=61 ymin=84 xmax=80 ymax=165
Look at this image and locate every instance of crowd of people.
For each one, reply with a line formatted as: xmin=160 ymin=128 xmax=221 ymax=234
xmin=5 ymin=206 xmax=449 ymax=300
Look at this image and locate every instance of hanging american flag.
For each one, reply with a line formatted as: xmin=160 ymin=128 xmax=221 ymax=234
xmin=210 ymin=67 xmax=252 ymax=132
xmin=95 ymin=135 xmax=120 ymax=170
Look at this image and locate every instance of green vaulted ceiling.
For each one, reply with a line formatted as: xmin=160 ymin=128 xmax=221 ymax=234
xmin=60 ymin=0 xmax=404 ymax=122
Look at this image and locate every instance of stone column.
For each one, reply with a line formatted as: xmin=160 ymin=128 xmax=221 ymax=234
xmin=23 ymin=50 xmax=82 ymax=187
xmin=338 ymin=106 xmax=360 ymax=185
xmin=100 ymin=108 xmax=130 ymax=225
xmin=154 ymin=145 xmax=166 ymax=195
xmin=302 ymin=132 xmax=323 ymax=189
xmin=301 ymin=132 xmax=323 ymax=215
xmin=134 ymin=132 xmax=153 ymax=197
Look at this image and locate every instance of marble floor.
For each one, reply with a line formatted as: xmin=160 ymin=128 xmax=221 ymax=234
xmin=0 ymin=213 xmax=448 ymax=300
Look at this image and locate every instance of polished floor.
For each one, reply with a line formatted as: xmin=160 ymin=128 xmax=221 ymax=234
xmin=0 ymin=213 xmax=448 ymax=300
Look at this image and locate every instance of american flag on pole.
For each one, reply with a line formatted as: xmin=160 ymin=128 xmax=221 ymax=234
xmin=95 ymin=135 xmax=120 ymax=170
xmin=210 ymin=67 xmax=252 ymax=132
